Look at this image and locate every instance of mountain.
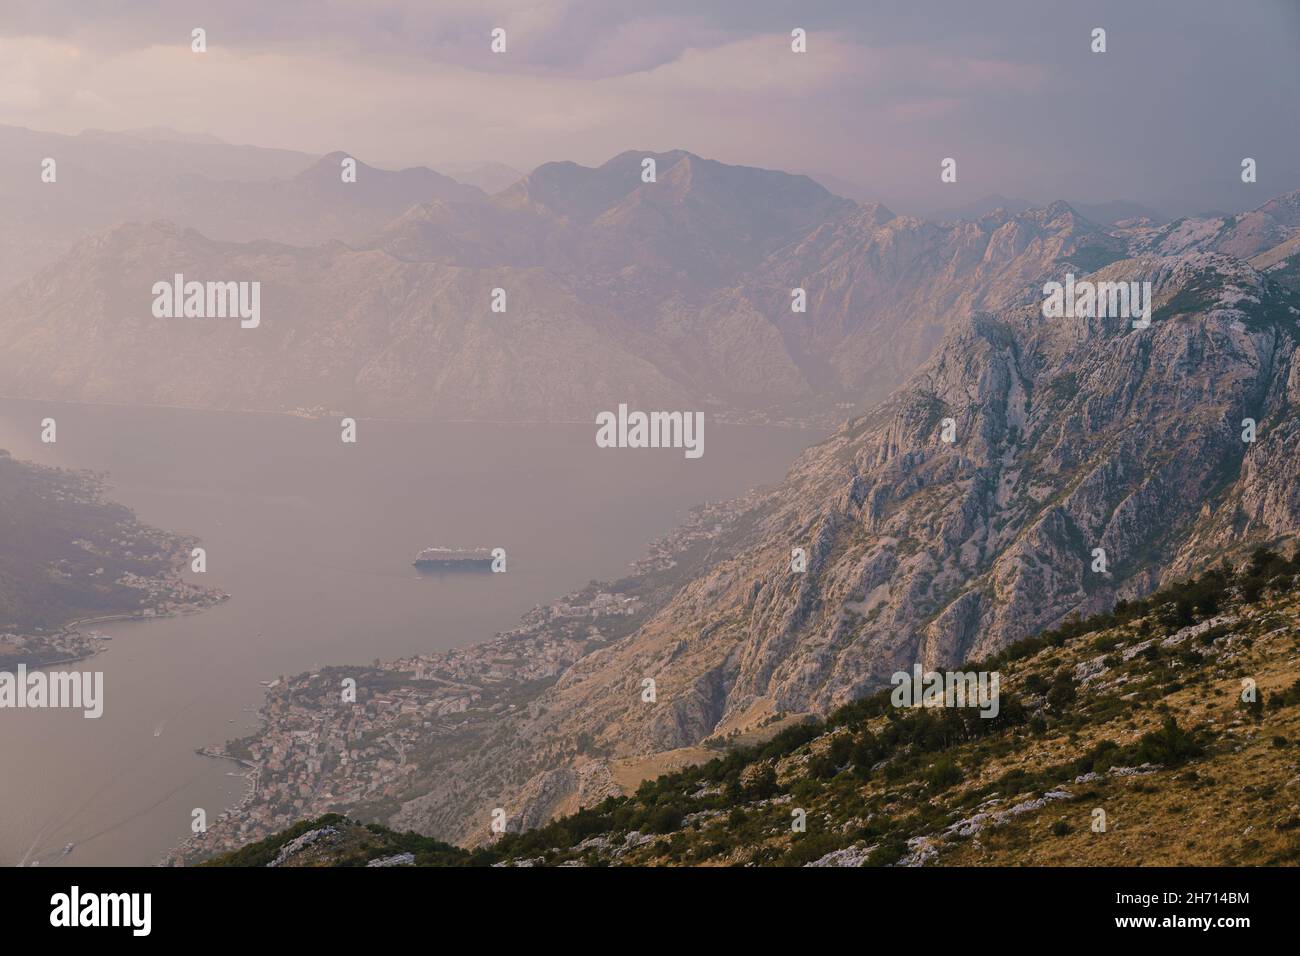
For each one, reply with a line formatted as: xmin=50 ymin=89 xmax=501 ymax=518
xmin=929 ymin=194 xmax=1037 ymax=222
xmin=0 ymin=123 xmax=314 ymax=184
xmin=1120 ymin=191 xmax=1300 ymax=262
xmin=386 ymin=150 xmax=856 ymax=282
xmin=368 ymin=246 xmax=1297 ymax=842
xmin=160 ymin=152 xmax=485 ymax=248
xmin=291 ymin=152 xmax=484 ymax=205
xmin=1071 ymin=200 xmax=1168 ymax=227
xmin=170 ymin=198 xmax=1300 ymax=860
xmin=438 ymin=162 xmax=525 ymax=195
xmin=207 ymin=558 xmax=1300 ymax=866
xmin=5 ymin=148 xmax=1221 ymax=423
xmin=6 ymin=139 xmax=1296 ymax=424
xmin=0 ymin=221 xmax=685 ymax=421
xmin=0 ymin=124 xmax=483 ymax=290
xmin=930 ymin=196 xmax=1168 ymax=228
xmin=682 ymin=199 xmax=1127 ymax=410
xmin=0 ymin=123 xmax=307 ymax=290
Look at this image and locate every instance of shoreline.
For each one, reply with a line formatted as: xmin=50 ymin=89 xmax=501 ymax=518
xmin=4 ymin=594 xmax=230 ymax=671
xmin=168 ymin=748 xmax=263 ymax=867
xmin=195 ymin=746 xmax=258 ymax=772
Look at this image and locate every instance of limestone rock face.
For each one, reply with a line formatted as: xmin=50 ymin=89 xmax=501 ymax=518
xmin=391 ymin=218 xmax=1300 ymax=843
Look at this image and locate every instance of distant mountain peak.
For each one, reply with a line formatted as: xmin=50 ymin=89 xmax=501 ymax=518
xmin=1032 ymin=199 xmax=1084 ymax=225
xmin=931 ymin=194 xmax=1036 ymax=222
xmin=291 ymin=152 xmax=485 ymax=203
xmin=855 ymin=201 xmax=897 ymax=226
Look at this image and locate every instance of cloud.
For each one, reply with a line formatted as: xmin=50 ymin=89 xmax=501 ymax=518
xmin=619 ymin=32 xmax=868 ymax=97
xmin=887 ymin=97 xmax=964 ymax=122
xmin=572 ymin=15 xmax=726 ymax=78
xmin=0 ymin=0 xmax=1295 ymax=215
xmin=0 ymin=81 xmax=40 ymax=110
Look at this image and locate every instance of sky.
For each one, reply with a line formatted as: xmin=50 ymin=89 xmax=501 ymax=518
xmin=1 ymin=0 xmax=1298 ymax=214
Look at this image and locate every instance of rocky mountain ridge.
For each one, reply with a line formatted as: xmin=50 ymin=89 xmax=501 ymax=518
xmin=9 ymin=150 xmax=1285 ymax=423
xmin=384 ymin=198 xmax=1300 ymax=839
xmin=175 ymin=190 xmax=1300 ymax=854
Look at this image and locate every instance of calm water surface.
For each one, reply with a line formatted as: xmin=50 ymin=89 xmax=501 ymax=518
xmin=0 ymin=400 xmax=818 ymax=865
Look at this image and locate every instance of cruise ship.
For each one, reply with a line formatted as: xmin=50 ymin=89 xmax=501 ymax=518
xmin=413 ymin=547 xmax=494 ymax=571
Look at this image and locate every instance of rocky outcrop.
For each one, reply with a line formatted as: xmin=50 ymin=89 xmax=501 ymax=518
xmin=388 ymin=228 xmax=1300 ymax=844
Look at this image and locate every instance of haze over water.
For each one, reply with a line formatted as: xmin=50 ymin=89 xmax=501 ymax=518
xmin=0 ymin=399 xmax=818 ymax=866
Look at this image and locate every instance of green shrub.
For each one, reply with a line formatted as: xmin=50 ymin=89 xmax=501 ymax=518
xmin=925 ymin=757 xmax=963 ymax=793
xmin=1134 ymin=716 xmax=1203 ymax=767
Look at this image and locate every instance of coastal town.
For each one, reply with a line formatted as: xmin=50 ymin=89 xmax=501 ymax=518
xmin=0 ymin=456 xmax=229 ymax=669
xmin=169 ymin=586 xmax=645 ymax=862
xmin=168 ymin=495 xmax=764 ymax=864
xmin=0 ymin=569 xmax=229 ymax=670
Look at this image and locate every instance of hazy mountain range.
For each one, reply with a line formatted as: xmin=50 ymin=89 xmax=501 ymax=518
xmin=8 ymin=135 xmax=1295 ymax=424
xmin=928 ymin=194 xmax=1170 ymax=227
xmin=0 ymin=125 xmax=486 ymax=292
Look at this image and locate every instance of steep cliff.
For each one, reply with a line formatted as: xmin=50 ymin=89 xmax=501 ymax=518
xmin=390 ymin=232 xmax=1300 ymax=842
